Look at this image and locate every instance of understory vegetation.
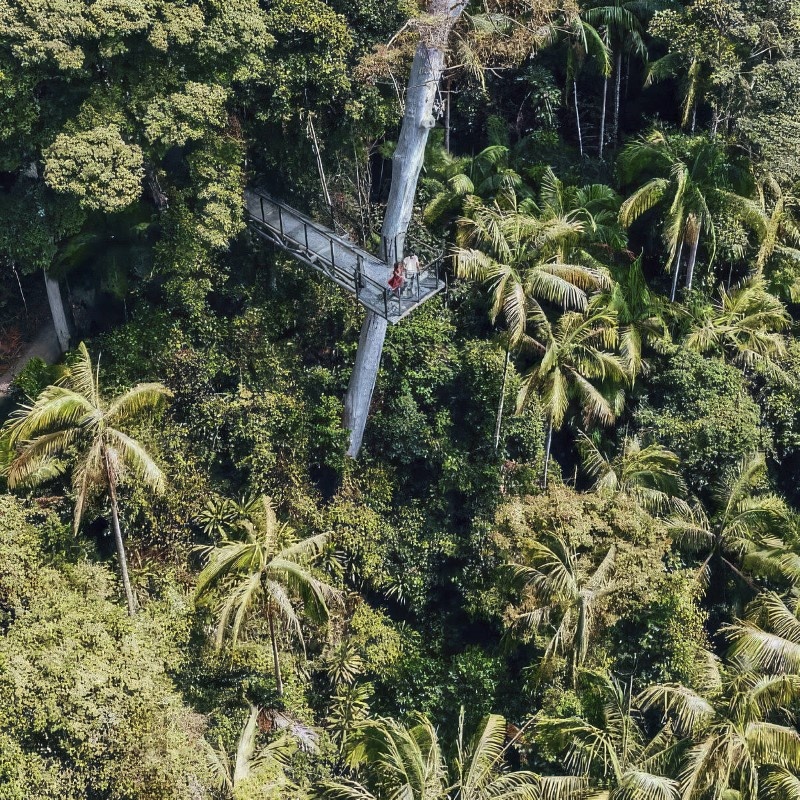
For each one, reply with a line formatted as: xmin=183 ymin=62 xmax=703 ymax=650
xmin=4 ymin=0 xmax=800 ymax=798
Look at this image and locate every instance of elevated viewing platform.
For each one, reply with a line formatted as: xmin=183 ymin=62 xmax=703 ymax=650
xmin=245 ymin=190 xmax=446 ymax=323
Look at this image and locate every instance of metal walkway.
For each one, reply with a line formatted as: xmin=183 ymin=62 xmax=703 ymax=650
xmin=245 ymin=189 xmax=445 ymax=323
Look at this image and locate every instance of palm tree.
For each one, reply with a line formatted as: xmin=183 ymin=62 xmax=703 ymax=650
xmin=2 ymin=341 xmax=170 ymax=615
xmin=640 ymin=652 xmax=800 ymax=799
xmin=324 ymin=710 xmax=582 ymax=800
xmin=583 ymin=0 xmax=657 ymax=155
xmin=507 ymin=534 xmax=617 ymax=686
xmin=535 ymin=168 xmax=627 ymax=266
xmin=619 ymin=129 xmax=744 ymax=298
xmin=194 ymin=495 xmax=340 ymax=696
xmin=205 ymin=704 xmax=294 ymax=798
xmin=684 ymin=277 xmax=789 ymax=376
xmin=727 ymin=174 xmax=800 ymax=276
xmin=537 ymin=672 xmax=681 ymax=800
xmin=591 ymin=256 xmax=670 ymax=380
xmin=455 ymin=190 xmax=610 ymax=347
xmin=560 ymin=8 xmax=611 ymax=158
xmin=724 ymin=592 xmax=800 ymax=675
xmin=424 ymin=141 xmax=531 ymax=228
xmin=516 ymin=309 xmax=627 ymax=487
xmin=578 ymin=432 xmax=685 ymax=513
xmin=324 ymin=713 xmax=446 ymax=800
xmin=666 ymin=452 xmax=789 ymax=589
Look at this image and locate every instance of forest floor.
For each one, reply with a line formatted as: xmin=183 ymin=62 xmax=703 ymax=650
xmin=0 ymin=320 xmax=60 ymax=394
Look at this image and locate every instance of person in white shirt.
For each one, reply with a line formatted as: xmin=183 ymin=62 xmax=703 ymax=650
xmin=402 ymin=254 xmax=420 ymax=297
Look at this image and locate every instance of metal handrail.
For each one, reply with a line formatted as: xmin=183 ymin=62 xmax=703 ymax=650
xmin=248 ymin=197 xmax=390 ymax=300
xmin=247 ymin=189 xmax=445 ymax=319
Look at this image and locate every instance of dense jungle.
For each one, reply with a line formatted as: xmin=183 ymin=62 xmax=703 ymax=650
xmin=3 ymin=0 xmax=800 ymax=797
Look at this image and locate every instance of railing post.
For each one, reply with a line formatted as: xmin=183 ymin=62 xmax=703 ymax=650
xmin=260 ymin=196 xmax=264 ymax=222
xmin=330 ymin=240 xmax=335 ymax=270
xmin=278 ymin=205 xmax=284 ymax=238
xmin=355 ymin=255 xmax=361 ymax=299
xmin=304 ymin=223 xmax=309 ymax=252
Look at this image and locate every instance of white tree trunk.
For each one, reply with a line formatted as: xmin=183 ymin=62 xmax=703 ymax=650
xmin=612 ymin=50 xmax=622 ymax=146
xmin=43 ymin=269 xmax=70 ymax=352
xmin=493 ymin=344 xmax=510 ymax=453
xmin=343 ymin=0 xmax=464 ymax=457
xmin=599 ymin=75 xmax=608 ymax=159
xmin=573 ymin=80 xmax=584 ymax=158
xmin=670 ymin=238 xmax=684 ymax=302
xmin=685 ymin=228 xmax=701 ymax=291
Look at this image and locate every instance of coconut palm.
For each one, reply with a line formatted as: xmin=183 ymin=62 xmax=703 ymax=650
xmin=205 ymin=704 xmax=295 ymax=799
xmin=516 ymin=309 xmax=627 ymax=487
xmin=1 ymin=341 xmax=170 ymax=615
xmin=194 ymin=495 xmax=340 ymax=696
xmin=577 ymin=432 xmax=685 ymax=512
xmin=666 ymin=452 xmax=789 ymax=589
xmin=619 ymin=129 xmax=745 ymax=298
xmin=455 ymin=190 xmax=610 ymax=346
xmin=537 ymin=672 xmax=681 ymax=800
xmin=323 ymin=709 xmax=582 ymax=800
xmin=583 ymin=0 xmax=657 ymax=155
xmin=507 ymin=534 xmax=618 ymax=686
xmin=640 ymin=651 xmax=800 ymax=800
xmin=684 ymin=277 xmax=789 ymax=377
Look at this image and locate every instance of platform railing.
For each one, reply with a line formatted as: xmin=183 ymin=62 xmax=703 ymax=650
xmin=249 ymin=192 xmax=396 ymax=318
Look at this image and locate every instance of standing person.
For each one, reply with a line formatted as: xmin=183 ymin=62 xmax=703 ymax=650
xmin=388 ymin=261 xmax=406 ymax=294
xmin=402 ymin=253 xmax=420 ymax=297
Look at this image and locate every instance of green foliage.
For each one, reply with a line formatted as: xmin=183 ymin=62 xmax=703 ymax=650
xmin=0 ymin=494 xmax=211 ymax=799
xmin=143 ymin=82 xmax=229 ymax=149
xmin=44 ymin=124 xmax=144 ymax=212
xmin=635 ymin=348 xmax=763 ymax=496
xmin=9 ymin=357 xmax=63 ymax=401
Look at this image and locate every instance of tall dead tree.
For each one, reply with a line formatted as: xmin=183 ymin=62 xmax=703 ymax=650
xmin=343 ymin=0 xmax=465 ymax=457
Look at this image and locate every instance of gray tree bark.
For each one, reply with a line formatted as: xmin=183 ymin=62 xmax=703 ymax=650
xmin=43 ymin=269 xmax=71 ymax=353
xmin=612 ymin=50 xmax=622 ymax=146
xmin=542 ymin=418 xmax=554 ymax=489
xmin=268 ymin=607 xmax=284 ymax=696
xmin=104 ymin=450 xmax=138 ymax=616
xmin=670 ymin=238 xmax=684 ymax=302
xmin=343 ymin=0 xmax=465 ymax=457
xmin=599 ymin=75 xmax=608 ymax=159
xmin=493 ymin=344 xmax=510 ymax=453
xmin=573 ymin=80 xmax=584 ymax=157
xmin=685 ymin=226 xmax=701 ymax=291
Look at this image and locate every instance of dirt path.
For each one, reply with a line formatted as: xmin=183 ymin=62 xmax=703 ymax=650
xmin=0 ymin=321 xmax=61 ymax=395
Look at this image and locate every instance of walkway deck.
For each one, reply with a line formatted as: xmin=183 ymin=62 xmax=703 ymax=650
xmin=245 ymin=190 xmax=445 ymax=323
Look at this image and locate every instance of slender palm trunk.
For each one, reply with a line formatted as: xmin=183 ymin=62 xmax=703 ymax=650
xmin=573 ymin=80 xmax=584 ymax=157
xmin=685 ymin=223 xmax=701 ymax=291
xmin=104 ymin=450 xmax=138 ymax=616
xmin=542 ymin=418 xmax=554 ymax=488
xmin=268 ymin=606 xmax=284 ymax=696
xmin=444 ymin=76 xmax=452 ymax=154
xmin=44 ymin=269 xmax=70 ymax=353
xmin=493 ymin=344 xmax=510 ymax=453
xmin=670 ymin=238 xmax=684 ymax=302
xmin=599 ymin=74 xmax=608 ymax=159
xmin=612 ymin=50 xmax=622 ymax=146
xmin=342 ymin=0 xmax=464 ymax=457
xmin=597 ymin=76 xmax=608 ymax=161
